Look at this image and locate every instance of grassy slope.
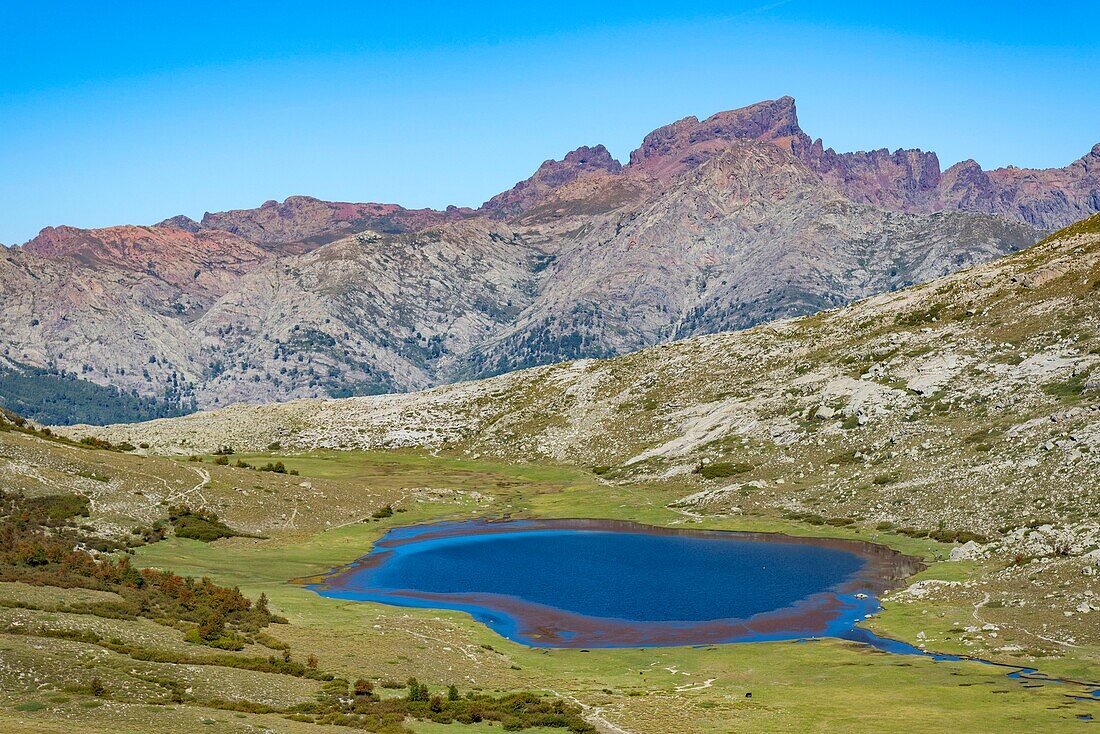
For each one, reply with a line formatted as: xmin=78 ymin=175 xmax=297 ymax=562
xmin=72 ymin=216 xmax=1100 ymax=679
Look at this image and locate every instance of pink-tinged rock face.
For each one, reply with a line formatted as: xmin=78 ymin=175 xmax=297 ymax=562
xmin=21 ymin=224 xmax=270 ymax=282
xmin=607 ymin=95 xmax=1098 ymax=230
xmin=199 ymin=195 xmax=473 ymax=252
xmin=626 ymin=96 xmax=808 ymax=179
xmin=480 ymin=144 xmax=623 ymax=219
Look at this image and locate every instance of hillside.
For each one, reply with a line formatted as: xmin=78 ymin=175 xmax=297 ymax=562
xmin=3 ymin=97 xmax=1097 ymax=422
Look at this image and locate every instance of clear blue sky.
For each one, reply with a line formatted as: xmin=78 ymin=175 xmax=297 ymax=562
xmin=2 ymin=1 xmax=1098 ymax=245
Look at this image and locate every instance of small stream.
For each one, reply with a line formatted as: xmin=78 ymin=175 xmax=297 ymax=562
xmin=840 ymin=626 xmax=1100 ymax=706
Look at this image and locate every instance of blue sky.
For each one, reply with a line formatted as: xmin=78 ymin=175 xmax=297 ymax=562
xmin=1 ymin=1 xmax=1098 ymax=244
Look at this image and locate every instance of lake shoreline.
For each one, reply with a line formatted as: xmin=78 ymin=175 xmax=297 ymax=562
xmin=305 ymin=517 xmax=925 ymax=648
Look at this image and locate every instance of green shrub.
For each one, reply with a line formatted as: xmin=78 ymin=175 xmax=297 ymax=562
xmin=1043 ymin=375 xmax=1086 ymax=399
xmin=24 ymin=493 xmax=90 ymax=521
xmin=14 ymin=701 xmax=46 ymax=711
xmin=693 ymin=462 xmax=753 ymax=479
xmin=168 ymin=505 xmax=244 ymax=542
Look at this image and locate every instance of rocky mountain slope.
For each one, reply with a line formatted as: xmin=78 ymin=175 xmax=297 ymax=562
xmin=3 ymin=98 xmax=1097 ymax=422
xmin=87 ymin=214 xmax=1100 ymax=545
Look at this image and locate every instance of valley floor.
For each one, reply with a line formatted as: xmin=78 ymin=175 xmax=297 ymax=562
xmin=2 ymin=435 xmax=1098 ymax=733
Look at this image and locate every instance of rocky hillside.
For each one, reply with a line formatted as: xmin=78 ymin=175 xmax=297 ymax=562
xmin=3 ymin=97 xmax=1097 ymax=421
xmin=86 ymin=214 xmax=1100 ymax=542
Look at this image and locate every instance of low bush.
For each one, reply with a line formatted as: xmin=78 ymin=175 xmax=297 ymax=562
xmin=168 ymin=505 xmax=245 ymax=542
xmin=693 ymin=462 xmax=753 ymax=479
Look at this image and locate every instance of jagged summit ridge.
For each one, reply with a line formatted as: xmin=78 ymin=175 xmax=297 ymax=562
xmin=1 ymin=96 xmax=1097 ymax=422
xmin=627 ymin=96 xmax=806 ymax=175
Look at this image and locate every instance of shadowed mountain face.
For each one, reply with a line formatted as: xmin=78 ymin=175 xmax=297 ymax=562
xmin=2 ymin=97 xmax=1095 ymax=422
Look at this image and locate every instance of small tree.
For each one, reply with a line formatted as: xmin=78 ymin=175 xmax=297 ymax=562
xmin=354 ymin=678 xmax=374 ymax=697
xmin=407 ymin=677 xmax=429 ymax=702
xmin=307 ymin=654 xmax=318 ymax=669
xmin=197 ymin=611 xmax=226 ymax=641
xmin=447 ymin=684 xmax=460 ymax=701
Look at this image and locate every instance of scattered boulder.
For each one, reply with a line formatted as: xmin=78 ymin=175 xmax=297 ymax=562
xmin=950 ymin=540 xmax=984 ymax=561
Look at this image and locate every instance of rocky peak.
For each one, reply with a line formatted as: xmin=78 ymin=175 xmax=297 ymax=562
xmin=688 ymin=95 xmax=805 ymax=149
xmin=481 ymin=144 xmax=623 ymax=219
xmin=627 ymin=97 xmax=810 ymax=177
xmin=156 ymin=215 xmax=202 ymax=232
xmin=17 ymin=224 xmax=271 ymax=290
xmin=20 ymin=225 xmax=93 ymax=257
xmin=559 ymin=144 xmax=621 ymax=171
xmin=1078 ymin=143 xmax=1100 ymax=170
xmin=800 ymin=143 xmax=943 ymax=210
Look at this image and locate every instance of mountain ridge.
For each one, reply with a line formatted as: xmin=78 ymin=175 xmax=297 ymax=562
xmin=2 ymin=96 xmax=1097 ymax=422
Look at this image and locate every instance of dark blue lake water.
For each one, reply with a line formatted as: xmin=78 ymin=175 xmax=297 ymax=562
xmin=370 ymin=526 xmax=861 ymax=622
xmin=310 ymin=519 xmax=916 ymax=648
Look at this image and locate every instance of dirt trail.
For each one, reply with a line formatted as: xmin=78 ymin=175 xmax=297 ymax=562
xmin=166 ymin=466 xmax=211 ymax=507
xmin=972 ymin=590 xmax=1080 ymax=649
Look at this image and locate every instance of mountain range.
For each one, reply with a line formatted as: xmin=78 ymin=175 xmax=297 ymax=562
xmin=2 ymin=96 xmax=1098 ymax=424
